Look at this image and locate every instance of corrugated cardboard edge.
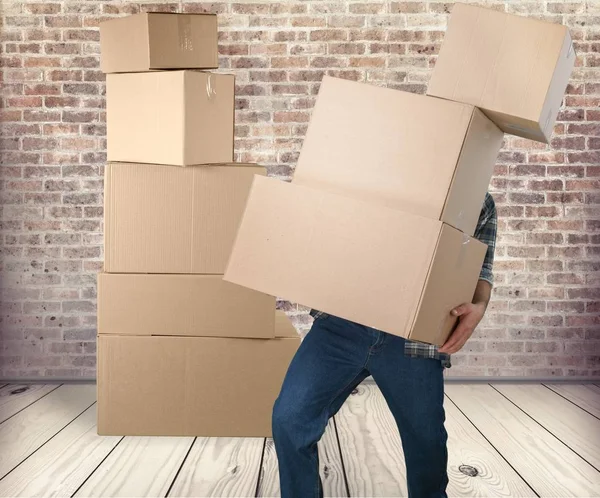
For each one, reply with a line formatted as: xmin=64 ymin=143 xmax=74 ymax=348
xmin=406 ymin=225 xmax=445 ymax=341
xmin=538 ymin=27 xmax=576 ymax=142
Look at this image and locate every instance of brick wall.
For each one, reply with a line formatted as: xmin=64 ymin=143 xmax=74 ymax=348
xmin=1 ymin=0 xmax=599 ymax=380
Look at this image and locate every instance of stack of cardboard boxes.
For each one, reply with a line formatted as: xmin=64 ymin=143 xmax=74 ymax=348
xmin=225 ymin=4 xmax=576 ymax=346
xmin=96 ymin=13 xmax=300 ymax=437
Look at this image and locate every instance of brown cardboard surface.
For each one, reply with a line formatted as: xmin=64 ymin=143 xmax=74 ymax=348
xmin=97 ymin=312 xmax=300 ymax=437
xmin=100 ymin=13 xmax=218 ymax=73
xmin=104 ymin=162 xmax=265 ymax=274
xmin=293 ymin=76 xmax=503 ymax=235
xmin=410 ymin=225 xmax=487 ymax=345
xmin=107 ymin=71 xmax=234 ymax=166
xmin=97 ymin=273 xmax=276 ymax=339
xmin=427 ymin=3 xmax=575 ymax=143
xmin=224 ymin=176 xmax=486 ymax=345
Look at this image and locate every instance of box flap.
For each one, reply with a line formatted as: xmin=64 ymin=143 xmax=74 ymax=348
xmin=274 ymin=311 xmax=299 ymax=339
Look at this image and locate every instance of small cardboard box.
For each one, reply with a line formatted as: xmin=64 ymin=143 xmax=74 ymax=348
xmin=225 ymin=176 xmax=487 ymax=347
xmin=98 ymin=273 xmax=276 ymax=339
xmin=100 ymin=13 xmax=218 ymax=73
xmin=294 ymin=76 xmax=504 ymax=236
xmin=427 ymin=3 xmax=575 ymax=143
xmin=107 ymin=71 xmax=234 ymax=166
xmin=97 ymin=312 xmax=300 ymax=437
xmin=104 ymin=162 xmax=264 ymax=274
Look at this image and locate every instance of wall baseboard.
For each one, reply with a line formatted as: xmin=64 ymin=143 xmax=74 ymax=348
xmin=1 ymin=376 xmax=599 ymax=385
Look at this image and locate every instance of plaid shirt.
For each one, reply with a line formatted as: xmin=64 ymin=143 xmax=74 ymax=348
xmin=310 ymin=193 xmax=497 ymax=369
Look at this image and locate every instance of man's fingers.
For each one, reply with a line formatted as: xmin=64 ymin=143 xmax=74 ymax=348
xmin=451 ymin=303 xmax=470 ymax=316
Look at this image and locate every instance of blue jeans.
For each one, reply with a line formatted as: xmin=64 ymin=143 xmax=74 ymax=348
xmin=272 ymin=315 xmax=448 ymax=498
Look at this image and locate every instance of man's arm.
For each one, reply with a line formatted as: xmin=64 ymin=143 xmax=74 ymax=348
xmin=438 ymin=280 xmax=492 ymax=354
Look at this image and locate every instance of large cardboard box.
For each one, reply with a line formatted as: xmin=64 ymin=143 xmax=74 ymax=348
xmin=100 ymin=13 xmax=218 ymax=73
xmin=225 ymin=176 xmax=487 ymax=346
xmin=104 ymin=162 xmax=265 ymax=274
xmin=294 ymin=76 xmax=503 ymax=236
xmin=98 ymin=273 xmax=276 ymax=339
xmin=427 ymin=3 xmax=575 ymax=143
xmin=97 ymin=312 xmax=300 ymax=437
xmin=107 ymin=71 xmax=234 ymax=166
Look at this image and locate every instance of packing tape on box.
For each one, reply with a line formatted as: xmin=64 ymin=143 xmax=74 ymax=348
xmin=206 ymin=74 xmax=217 ymax=100
xmin=178 ymin=16 xmax=194 ymax=51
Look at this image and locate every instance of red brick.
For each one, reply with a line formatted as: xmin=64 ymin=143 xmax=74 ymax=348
xmin=310 ymin=30 xmax=347 ymax=42
xmin=566 ymin=179 xmax=600 ymax=191
xmin=24 ymin=3 xmax=61 ymax=14
xmin=47 ymin=70 xmax=83 ymax=81
xmin=64 ymin=29 xmax=99 ymax=42
xmin=510 ymin=164 xmax=546 ymax=176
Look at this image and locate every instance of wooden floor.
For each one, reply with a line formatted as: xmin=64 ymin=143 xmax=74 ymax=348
xmin=0 ymin=382 xmax=599 ymax=497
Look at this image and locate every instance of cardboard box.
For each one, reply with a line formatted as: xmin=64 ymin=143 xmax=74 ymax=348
xmin=107 ymin=71 xmax=234 ymax=166
xmin=97 ymin=312 xmax=300 ymax=437
xmin=104 ymin=162 xmax=265 ymax=274
xmin=427 ymin=3 xmax=575 ymax=143
xmin=100 ymin=13 xmax=218 ymax=73
xmin=225 ymin=176 xmax=487 ymax=346
xmin=294 ymin=76 xmax=504 ymax=236
xmin=98 ymin=273 xmax=276 ymax=339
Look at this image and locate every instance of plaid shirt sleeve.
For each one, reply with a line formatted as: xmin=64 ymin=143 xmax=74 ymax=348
xmin=473 ymin=192 xmax=497 ymax=287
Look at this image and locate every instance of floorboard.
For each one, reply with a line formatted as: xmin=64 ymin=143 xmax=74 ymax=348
xmin=544 ymin=384 xmax=600 ymax=419
xmin=74 ymin=435 xmax=194 ymax=497
xmin=256 ymin=420 xmax=347 ymax=497
xmin=0 ymin=384 xmax=96 ymax=480
xmin=166 ymin=437 xmax=264 ymax=497
xmin=494 ymin=383 xmax=600 ymax=470
xmin=446 ymin=383 xmax=600 ymax=497
xmin=0 ymin=384 xmax=60 ymax=424
xmin=335 ymin=382 xmax=408 ymax=497
xmin=0 ymin=405 xmax=120 ymax=497
xmin=444 ymin=395 xmax=536 ymax=497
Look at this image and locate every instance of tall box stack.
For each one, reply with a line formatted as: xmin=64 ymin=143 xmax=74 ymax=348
xmin=224 ymin=4 xmax=575 ymax=347
xmin=97 ymin=13 xmax=299 ymax=437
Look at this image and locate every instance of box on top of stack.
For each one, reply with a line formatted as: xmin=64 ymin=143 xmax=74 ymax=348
xmin=98 ymin=13 xmax=300 ymax=437
xmin=100 ymin=12 xmax=218 ymax=73
xmin=224 ymin=3 xmax=575 ymax=347
xmin=427 ymin=2 xmax=576 ymax=143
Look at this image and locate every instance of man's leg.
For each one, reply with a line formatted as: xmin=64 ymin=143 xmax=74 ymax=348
xmin=368 ymin=333 xmax=448 ymax=498
xmin=272 ymin=316 xmax=372 ymax=498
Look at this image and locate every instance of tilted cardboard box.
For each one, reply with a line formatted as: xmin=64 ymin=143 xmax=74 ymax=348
xmin=98 ymin=273 xmax=276 ymax=339
xmin=427 ymin=3 xmax=575 ymax=143
xmin=225 ymin=176 xmax=487 ymax=347
xmin=104 ymin=162 xmax=265 ymax=274
xmin=100 ymin=13 xmax=218 ymax=73
xmin=107 ymin=71 xmax=234 ymax=166
xmin=294 ymin=76 xmax=504 ymax=236
xmin=97 ymin=312 xmax=300 ymax=437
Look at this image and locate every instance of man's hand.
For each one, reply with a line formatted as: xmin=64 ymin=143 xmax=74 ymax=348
xmin=438 ymin=302 xmax=486 ymax=355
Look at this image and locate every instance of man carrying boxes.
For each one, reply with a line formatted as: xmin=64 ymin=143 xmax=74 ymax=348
xmin=224 ymin=4 xmax=575 ymax=497
xmin=97 ymin=12 xmax=300 ymax=437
